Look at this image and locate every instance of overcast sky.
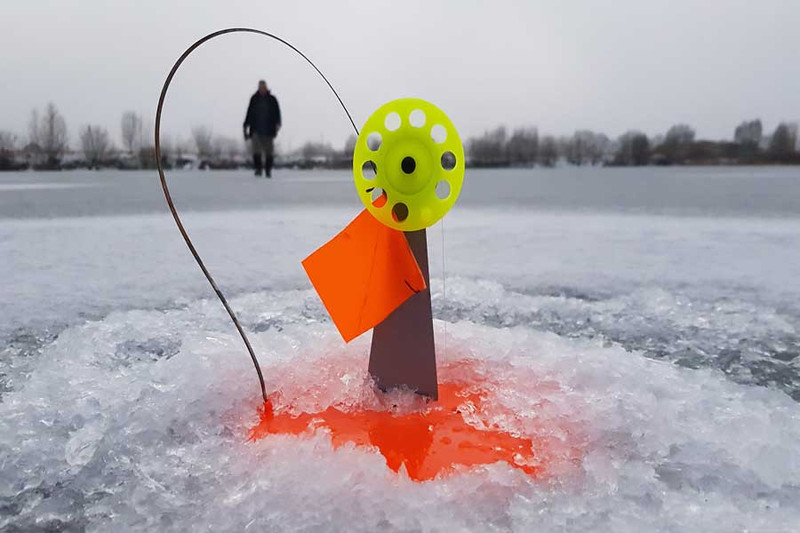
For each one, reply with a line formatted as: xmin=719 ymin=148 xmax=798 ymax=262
xmin=2 ymin=0 xmax=799 ymax=150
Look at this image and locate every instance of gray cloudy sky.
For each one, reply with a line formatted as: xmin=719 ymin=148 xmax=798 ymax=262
xmin=1 ymin=0 xmax=799 ymax=150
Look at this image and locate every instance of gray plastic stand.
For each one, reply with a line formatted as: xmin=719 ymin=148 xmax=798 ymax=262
xmin=368 ymin=229 xmax=438 ymax=400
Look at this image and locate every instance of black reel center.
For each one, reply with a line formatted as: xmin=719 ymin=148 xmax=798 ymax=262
xmin=401 ymin=156 xmax=416 ymax=174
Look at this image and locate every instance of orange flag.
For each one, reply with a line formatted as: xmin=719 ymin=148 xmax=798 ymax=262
xmin=302 ymin=209 xmax=426 ymax=342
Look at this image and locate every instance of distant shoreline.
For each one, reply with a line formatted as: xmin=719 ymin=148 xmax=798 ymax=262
xmin=4 ymin=160 xmax=800 ymax=173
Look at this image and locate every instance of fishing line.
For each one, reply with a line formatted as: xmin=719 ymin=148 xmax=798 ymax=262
xmin=154 ymin=28 xmax=359 ymax=403
xmin=441 ymin=218 xmax=448 ymax=360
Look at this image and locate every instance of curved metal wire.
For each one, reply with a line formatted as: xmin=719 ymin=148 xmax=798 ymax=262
xmin=154 ymin=28 xmax=359 ymax=403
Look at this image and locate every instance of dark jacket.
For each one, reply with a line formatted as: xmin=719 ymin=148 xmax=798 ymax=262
xmin=244 ymin=92 xmax=281 ymax=137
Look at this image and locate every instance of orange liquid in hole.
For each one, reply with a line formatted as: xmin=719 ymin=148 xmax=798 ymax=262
xmin=248 ymin=366 xmax=570 ymax=482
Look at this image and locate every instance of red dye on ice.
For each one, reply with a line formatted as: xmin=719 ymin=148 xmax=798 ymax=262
xmin=248 ymin=371 xmax=559 ymax=481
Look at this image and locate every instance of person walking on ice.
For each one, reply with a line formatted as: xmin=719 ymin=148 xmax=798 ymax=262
xmin=244 ymin=80 xmax=281 ymax=177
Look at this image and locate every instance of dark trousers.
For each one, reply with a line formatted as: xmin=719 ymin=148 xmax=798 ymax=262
xmin=253 ymin=154 xmax=274 ymax=175
xmin=252 ymin=134 xmax=275 ymax=176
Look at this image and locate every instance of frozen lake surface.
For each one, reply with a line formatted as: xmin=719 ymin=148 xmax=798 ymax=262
xmin=2 ymin=167 xmax=800 ymax=531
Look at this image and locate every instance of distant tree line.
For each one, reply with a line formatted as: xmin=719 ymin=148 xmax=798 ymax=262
xmin=464 ymin=119 xmax=800 ymax=167
xmin=1 ymin=102 xmax=799 ymax=171
xmin=0 ymin=102 xmax=358 ymax=171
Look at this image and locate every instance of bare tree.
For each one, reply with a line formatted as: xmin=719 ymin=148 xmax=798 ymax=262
xmin=768 ymin=123 xmax=799 ymax=163
xmin=228 ymin=138 xmax=243 ymax=160
xmin=733 ymin=119 xmax=762 ymax=161
xmin=655 ymin=124 xmax=694 ymax=164
xmin=0 ymin=131 xmax=16 ymax=151
xmin=28 ymin=103 xmax=69 ymax=168
xmin=506 ymin=128 xmax=538 ymax=165
xmin=614 ymin=131 xmax=651 ymax=166
xmin=734 ymin=119 xmax=762 ymax=146
xmin=468 ymin=126 xmax=508 ymax=165
xmin=343 ymin=134 xmax=357 ymax=157
xmin=788 ymin=123 xmax=799 ymax=150
xmin=0 ymin=131 xmax=16 ymax=150
xmin=213 ymin=136 xmax=241 ymax=161
xmin=588 ymin=132 xmax=611 ymax=165
xmin=0 ymin=130 xmax=18 ymax=169
xmin=563 ymin=130 xmax=611 ymax=166
xmin=120 ymin=111 xmax=143 ymax=154
xmin=160 ymin=135 xmax=175 ymax=161
xmin=538 ymin=135 xmax=558 ymax=167
xmin=174 ymin=138 xmax=192 ymax=158
xmin=564 ymin=130 xmax=591 ymax=166
xmin=664 ymin=124 xmax=695 ymax=145
xmin=79 ymin=125 xmax=111 ymax=168
xmin=299 ymin=141 xmax=335 ymax=159
xmin=138 ymin=145 xmax=157 ymax=169
xmin=192 ymin=126 xmax=214 ymax=159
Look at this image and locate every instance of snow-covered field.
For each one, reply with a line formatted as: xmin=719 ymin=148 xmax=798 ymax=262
xmin=2 ymin=168 xmax=800 ymax=531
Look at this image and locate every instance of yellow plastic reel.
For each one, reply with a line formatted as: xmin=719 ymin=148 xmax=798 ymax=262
xmin=353 ymin=98 xmax=465 ymax=231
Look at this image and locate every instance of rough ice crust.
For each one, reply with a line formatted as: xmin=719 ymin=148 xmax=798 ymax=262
xmin=2 ymin=287 xmax=800 ymax=532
